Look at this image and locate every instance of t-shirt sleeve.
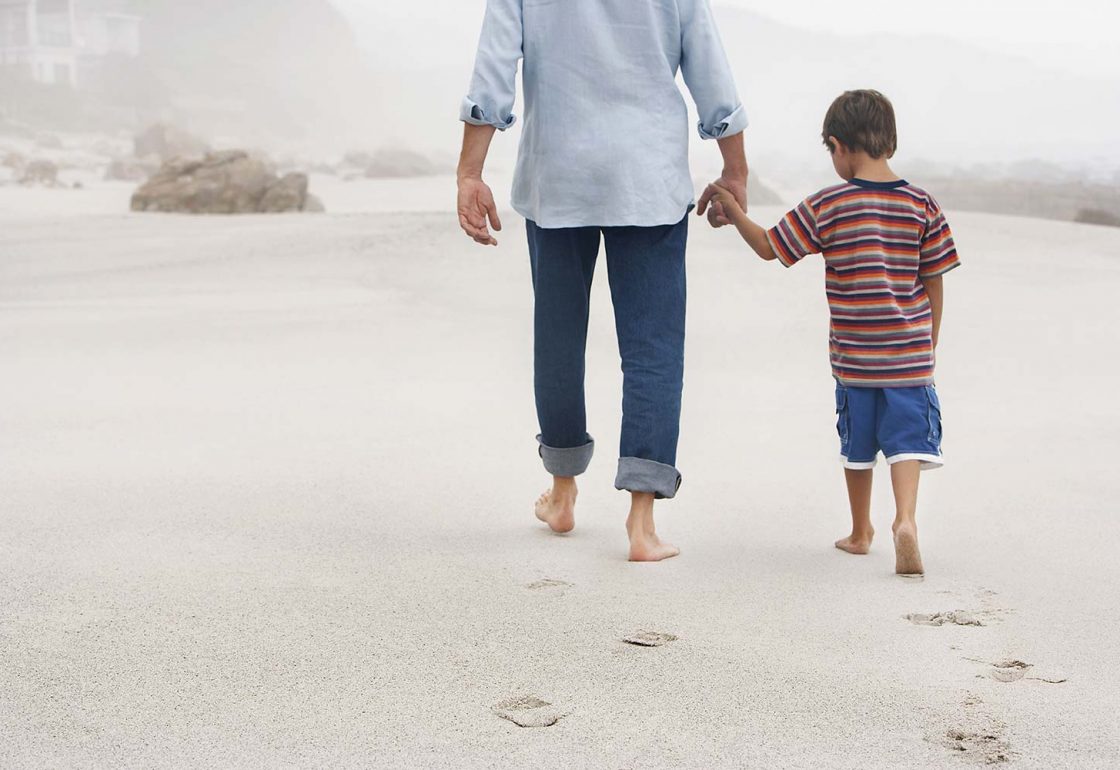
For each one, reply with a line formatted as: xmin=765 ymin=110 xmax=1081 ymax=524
xmin=766 ymin=199 xmax=822 ymax=267
xmin=919 ymin=198 xmax=961 ymax=278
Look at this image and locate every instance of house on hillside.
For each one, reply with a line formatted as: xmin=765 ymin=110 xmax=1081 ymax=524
xmin=0 ymin=0 xmax=140 ymax=86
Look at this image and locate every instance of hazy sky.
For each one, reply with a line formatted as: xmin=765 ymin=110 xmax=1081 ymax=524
xmin=337 ymin=0 xmax=1120 ymax=79
xmin=725 ymin=0 xmax=1119 ymax=78
xmin=333 ymin=0 xmax=1120 ymax=172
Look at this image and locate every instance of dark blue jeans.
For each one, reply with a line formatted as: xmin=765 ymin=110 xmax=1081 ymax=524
xmin=526 ymin=216 xmax=687 ymax=499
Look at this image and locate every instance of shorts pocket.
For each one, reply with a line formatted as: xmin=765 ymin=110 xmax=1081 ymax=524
xmin=926 ymin=385 xmax=943 ymax=444
xmin=835 ymin=385 xmax=850 ymax=446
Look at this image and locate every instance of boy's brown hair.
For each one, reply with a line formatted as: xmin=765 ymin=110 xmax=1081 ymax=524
xmin=822 ymin=90 xmax=897 ymax=159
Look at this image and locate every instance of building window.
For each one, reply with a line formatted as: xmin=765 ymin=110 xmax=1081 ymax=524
xmin=38 ymin=18 xmax=74 ymax=47
xmin=0 ymin=8 xmax=30 ymax=47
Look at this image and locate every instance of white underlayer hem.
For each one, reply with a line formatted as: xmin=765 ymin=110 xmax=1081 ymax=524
xmin=839 ymin=455 xmax=878 ymax=470
xmin=886 ymin=452 xmax=944 ymax=471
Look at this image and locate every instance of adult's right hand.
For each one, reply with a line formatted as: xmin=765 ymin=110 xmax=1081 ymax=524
xmin=457 ymin=176 xmax=502 ymax=247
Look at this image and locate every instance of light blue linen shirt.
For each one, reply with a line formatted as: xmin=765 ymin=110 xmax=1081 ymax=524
xmin=461 ymin=0 xmax=747 ymax=229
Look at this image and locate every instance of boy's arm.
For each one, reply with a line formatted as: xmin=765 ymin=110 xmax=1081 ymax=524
xmin=921 ymin=275 xmax=944 ymax=348
xmin=917 ymin=197 xmax=960 ymax=347
xmin=728 ymin=206 xmax=778 ymax=261
xmin=706 ymin=185 xmax=777 ymax=260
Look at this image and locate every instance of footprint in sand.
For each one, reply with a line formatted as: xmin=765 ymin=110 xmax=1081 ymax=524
xmin=622 ymin=631 xmax=678 ymax=647
xmin=932 ymin=694 xmax=1014 ymax=764
xmin=942 ymin=727 xmax=1013 ymax=764
xmin=525 ymin=578 xmax=573 ymax=591
xmin=988 ymin=660 xmax=1032 ymax=683
xmin=963 ymin=657 xmax=1068 ymax=684
xmin=492 ymin=695 xmax=563 ymax=728
xmin=905 ymin=611 xmax=984 ymax=627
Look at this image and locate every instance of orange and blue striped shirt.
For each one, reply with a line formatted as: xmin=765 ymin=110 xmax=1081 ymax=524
xmin=767 ymin=178 xmax=960 ymax=387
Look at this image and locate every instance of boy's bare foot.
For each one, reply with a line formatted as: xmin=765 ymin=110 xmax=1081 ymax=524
xmin=892 ymin=521 xmax=924 ymax=575
xmin=835 ymin=529 xmax=874 ymax=555
xmin=534 ymin=481 xmax=576 ymax=534
xmin=626 ymin=494 xmax=679 ymax=562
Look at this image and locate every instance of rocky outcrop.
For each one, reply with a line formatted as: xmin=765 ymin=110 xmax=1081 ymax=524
xmin=133 ymin=124 xmax=210 ymax=162
xmin=302 ymin=194 xmax=325 ymax=213
xmin=2 ymin=151 xmax=26 ymax=172
xmin=105 ymin=156 xmax=160 ymax=182
xmin=20 ymin=159 xmax=60 ymax=187
xmin=344 ymin=149 xmax=441 ymax=179
xmin=131 ymin=150 xmax=322 ymax=214
xmin=1076 ymin=208 xmax=1120 ymax=228
xmin=258 ymin=172 xmax=308 ymax=212
xmin=748 ymin=175 xmax=784 ymax=206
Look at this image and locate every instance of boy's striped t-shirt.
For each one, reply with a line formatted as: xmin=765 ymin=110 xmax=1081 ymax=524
xmin=766 ymin=178 xmax=960 ymax=387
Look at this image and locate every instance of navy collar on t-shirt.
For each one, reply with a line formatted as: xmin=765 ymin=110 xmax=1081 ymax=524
xmin=849 ymin=178 xmax=909 ymax=189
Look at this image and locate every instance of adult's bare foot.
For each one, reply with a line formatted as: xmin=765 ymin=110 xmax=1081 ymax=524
xmin=892 ymin=521 xmax=924 ymax=575
xmin=626 ymin=494 xmax=679 ymax=562
xmin=534 ymin=480 xmax=577 ymax=534
xmin=627 ymin=527 xmax=680 ymax=562
xmin=835 ymin=529 xmax=874 ymax=555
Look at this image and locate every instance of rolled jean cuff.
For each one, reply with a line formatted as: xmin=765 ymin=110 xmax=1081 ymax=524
xmin=614 ymin=457 xmax=682 ymax=500
xmin=537 ymin=435 xmax=594 ymax=477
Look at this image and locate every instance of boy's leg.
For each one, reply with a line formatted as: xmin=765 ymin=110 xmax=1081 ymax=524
xmin=836 ymin=469 xmax=874 ymax=554
xmin=602 ymin=217 xmax=688 ymax=562
xmin=879 ymin=385 xmax=943 ymax=574
xmin=526 ymin=220 xmax=602 ymax=533
xmin=890 ymin=461 xmax=923 ymax=575
xmin=835 ymin=384 xmax=880 ymax=554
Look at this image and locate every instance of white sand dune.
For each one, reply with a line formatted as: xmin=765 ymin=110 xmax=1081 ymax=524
xmin=1 ymin=180 xmax=1119 ymax=767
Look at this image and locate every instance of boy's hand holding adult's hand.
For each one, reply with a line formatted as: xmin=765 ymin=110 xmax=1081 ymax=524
xmin=701 ymin=181 xmax=747 ymax=224
xmin=699 ymin=180 xmax=778 ymax=262
xmin=457 ymin=175 xmax=502 ymax=247
xmin=697 ymin=172 xmax=747 ymax=228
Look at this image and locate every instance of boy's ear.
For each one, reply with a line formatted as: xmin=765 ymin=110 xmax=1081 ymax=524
xmin=827 ymin=136 xmax=843 ymax=155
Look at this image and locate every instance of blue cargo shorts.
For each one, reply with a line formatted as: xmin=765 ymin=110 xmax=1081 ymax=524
xmin=835 ymin=382 xmax=944 ymax=470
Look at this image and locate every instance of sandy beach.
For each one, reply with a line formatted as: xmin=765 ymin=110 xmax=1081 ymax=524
xmin=2 ymin=178 xmax=1119 ymax=768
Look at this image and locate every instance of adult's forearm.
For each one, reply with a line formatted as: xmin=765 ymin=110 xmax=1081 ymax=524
xmin=922 ymin=276 xmax=944 ymax=347
xmin=716 ymin=132 xmax=748 ymax=179
xmin=457 ymin=123 xmax=497 ymax=179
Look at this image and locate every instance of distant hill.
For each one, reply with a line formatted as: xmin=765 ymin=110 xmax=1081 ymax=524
xmin=921 ymin=177 xmax=1120 ymax=229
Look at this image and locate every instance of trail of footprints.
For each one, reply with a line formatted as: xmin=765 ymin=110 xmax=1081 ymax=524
xmin=495 ymin=578 xmax=680 ymax=728
xmin=907 ymin=586 xmax=1069 ymax=764
xmin=499 ymin=577 xmax=1068 ymax=767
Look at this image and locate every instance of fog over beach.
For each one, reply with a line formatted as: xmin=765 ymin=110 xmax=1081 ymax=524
xmin=2 ymin=2 xmax=1120 ymax=767
xmin=339 ymin=1 xmax=1120 ymax=175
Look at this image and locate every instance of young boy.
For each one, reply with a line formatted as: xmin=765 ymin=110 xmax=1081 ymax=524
xmin=700 ymin=89 xmax=960 ymax=575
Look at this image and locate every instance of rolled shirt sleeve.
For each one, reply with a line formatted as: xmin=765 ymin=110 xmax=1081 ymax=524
xmin=678 ymin=0 xmax=748 ymax=140
xmin=461 ymin=0 xmax=523 ymax=131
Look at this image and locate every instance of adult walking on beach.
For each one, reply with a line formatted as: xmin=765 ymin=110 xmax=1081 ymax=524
xmin=457 ymin=0 xmax=748 ymax=561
